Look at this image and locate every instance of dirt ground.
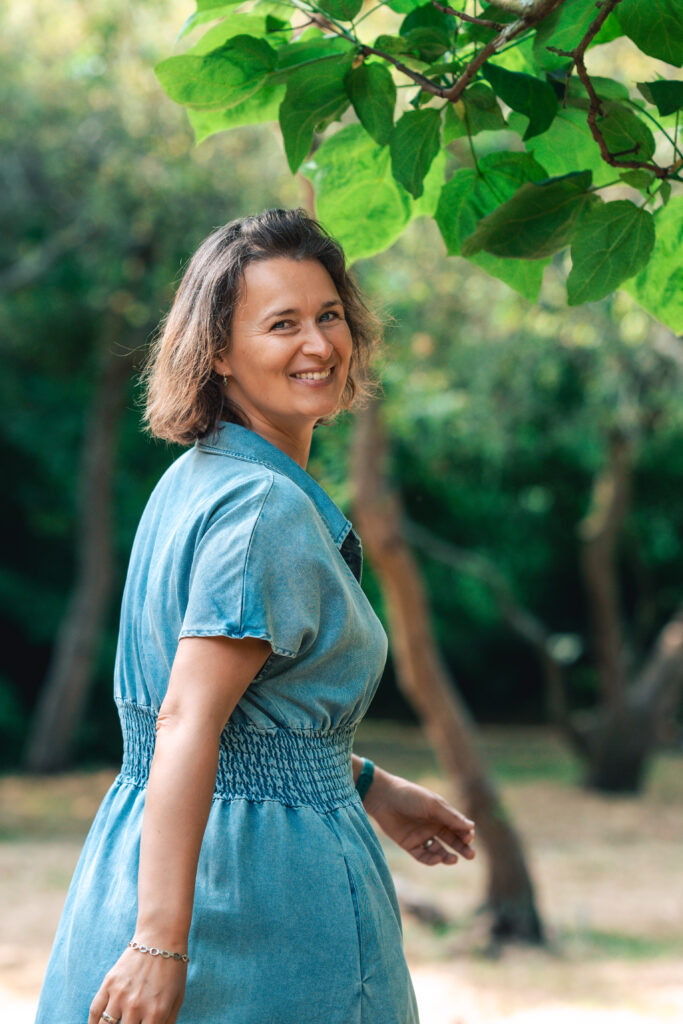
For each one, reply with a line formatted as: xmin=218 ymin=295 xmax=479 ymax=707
xmin=1 ymin=725 xmax=682 ymax=1022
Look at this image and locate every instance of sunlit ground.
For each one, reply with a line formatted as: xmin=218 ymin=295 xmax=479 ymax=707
xmin=1 ymin=724 xmax=681 ymax=1022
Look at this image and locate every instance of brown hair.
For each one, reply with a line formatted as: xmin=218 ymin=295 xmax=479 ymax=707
xmin=140 ymin=208 xmax=382 ymax=445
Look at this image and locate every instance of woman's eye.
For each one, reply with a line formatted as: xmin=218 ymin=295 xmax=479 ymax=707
xmin=320 ymin=310 xmax=341 ymax=322
xmin=271 ymin=320 xmax=291 ymax=330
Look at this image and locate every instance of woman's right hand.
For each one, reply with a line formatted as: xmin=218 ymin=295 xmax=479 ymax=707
xmin=88 ymin=945 xmax=188 ymax=1024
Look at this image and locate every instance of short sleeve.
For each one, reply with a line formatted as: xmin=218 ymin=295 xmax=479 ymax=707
xmin=178 ymin=475 xmax=323 ymax=658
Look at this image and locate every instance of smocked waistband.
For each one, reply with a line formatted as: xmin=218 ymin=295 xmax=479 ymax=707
xmin=116 ymin=701 xmax=357 ymax=812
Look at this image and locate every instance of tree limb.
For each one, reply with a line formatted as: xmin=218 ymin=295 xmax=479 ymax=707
xmin=403 ymin=519 xmax=584 ymax=748
xmin=630 ymin=603 xmax=683 ymax=723
xmin=547 ymin=0 xmax=677 ymax=179
xmin=430 ymin=1 xmax=504 ymax=29
xmin=442 ymin=0 xmax=566 ymax=103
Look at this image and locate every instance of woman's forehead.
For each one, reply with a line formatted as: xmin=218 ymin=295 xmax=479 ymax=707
xmin=237 ymin=258 xmax=340 ymax=313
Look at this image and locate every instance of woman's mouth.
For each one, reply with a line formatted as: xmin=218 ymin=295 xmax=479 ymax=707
xmin=290 ymin=366 xmax=334 ymax=382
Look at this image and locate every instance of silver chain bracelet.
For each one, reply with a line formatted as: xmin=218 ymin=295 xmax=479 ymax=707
xmin=128 ymin=940 xmax=190 ymax=963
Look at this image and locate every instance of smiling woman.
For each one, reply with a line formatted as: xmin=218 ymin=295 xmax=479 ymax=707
xmin=34 ymin=209 xmax=476 ymax=1024
xmin=212 ymin=257 xmax=354 ymax=465
xmin=142 ymin=208 xmax=379 ymax=452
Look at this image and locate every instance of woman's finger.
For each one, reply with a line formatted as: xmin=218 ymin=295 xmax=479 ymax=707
xmin=167 ymin=990 xmax=186 ymax=1024
xmin=434 ymin=824 xmax=476 ymax=858
xmin=407 ymin=836 xmax=457 ymax=866
xmin=437 ymin=802 xmax=475 ymax=833
xmin=88 ymin=986 xmax=110 ymax=1024
xmin=101 ymin=1006 xmax=125 ymax=1024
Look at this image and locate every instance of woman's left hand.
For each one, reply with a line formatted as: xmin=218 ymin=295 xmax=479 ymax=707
xmin=363 ymin=768 xmax=476 ymax=866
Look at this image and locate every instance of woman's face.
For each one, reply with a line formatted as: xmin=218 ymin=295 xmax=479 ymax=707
xmin=215 ymin=257 xmax=354 ymax=457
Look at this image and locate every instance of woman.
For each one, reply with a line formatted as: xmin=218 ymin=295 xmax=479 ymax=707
xmin=35 ymin=208 xmax=475 ymax=1024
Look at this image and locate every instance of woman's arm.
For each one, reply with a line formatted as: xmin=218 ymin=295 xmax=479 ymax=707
xmin=352 ymin=754 xmax=476 ymax=867
xmin=88 ymin=634 xmax=272 ymax=1024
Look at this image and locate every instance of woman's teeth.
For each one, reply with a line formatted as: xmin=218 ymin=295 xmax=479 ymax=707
xmin=292 ymin=368 xmax=332 ymax=380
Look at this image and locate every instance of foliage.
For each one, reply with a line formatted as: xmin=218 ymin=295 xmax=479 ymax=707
xmin=355 ymin=219 xmax=683 ymax=724
xmin=4 ymin=0 xmax=683 ymax=769
xmin=157 ymin=0 xmax=683 ymax=326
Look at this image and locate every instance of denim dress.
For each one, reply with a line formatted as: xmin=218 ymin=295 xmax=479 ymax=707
xmin=35 ymin=421 xmax=420 ymax=1024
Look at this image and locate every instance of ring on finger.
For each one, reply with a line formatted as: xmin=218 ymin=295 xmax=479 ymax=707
xmin=422 ymin=837 xmax=435 ymax=850
xmin=101 ymin=1013 xmax=121 ymax=1024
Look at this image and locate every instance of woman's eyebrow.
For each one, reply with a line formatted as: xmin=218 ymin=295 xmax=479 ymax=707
xmin=260 ymin=298 xmax=343 ymax=323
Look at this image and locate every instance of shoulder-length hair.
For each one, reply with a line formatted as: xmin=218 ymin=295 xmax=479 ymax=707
xmin=140 ymin=208 xmax=382 ymax=446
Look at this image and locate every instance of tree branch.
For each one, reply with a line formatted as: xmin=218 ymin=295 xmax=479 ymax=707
xmin=357 ymin=44 xmax=451 ymax=96
xmin=630 ymin=603 xmax=683 ymax=724
xmin=442 ymin=0 xmax=566 ymax=103
xmin=403 ymin=519 xmax=583 ymax=745
xmin=547 ymin=0 xmax=677 ymax=179
xmin=430 ymin=1 xmax=504 ymax=29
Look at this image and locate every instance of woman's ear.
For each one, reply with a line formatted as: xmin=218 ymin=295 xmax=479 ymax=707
xmin=213 ymin=355 xmax=231 ymax=378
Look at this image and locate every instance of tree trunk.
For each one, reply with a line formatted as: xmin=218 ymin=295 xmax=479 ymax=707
xmin=575 ymin=430 xmax=658 ymax=793
xmin=578 ymin=429 xmax=632 ymax=715
xmin=352 ymin=398 xmax=544 ymax=944
xmin=576 ymin=602 xmax=683 ymax=792
xmin=24 ymin=323 xmax=135 ymax=772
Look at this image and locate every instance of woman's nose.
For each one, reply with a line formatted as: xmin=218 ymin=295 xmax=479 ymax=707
xmin=300 ymin=322 xmax=334 ymax=356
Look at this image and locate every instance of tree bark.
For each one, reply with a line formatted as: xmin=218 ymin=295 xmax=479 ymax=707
xmin=352 ymin=398 xmax=544 ymax=943
xmin=578 ymin=429 xmax=632 ymax=715
xmin=577 ymin=602 xmax=683 ymax=792
xmin=24 ymin=321 xmax=135 ymax=772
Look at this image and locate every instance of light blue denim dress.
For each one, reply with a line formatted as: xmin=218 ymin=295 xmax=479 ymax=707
xmin=36 ymin=421 xmax=420 ymax=1024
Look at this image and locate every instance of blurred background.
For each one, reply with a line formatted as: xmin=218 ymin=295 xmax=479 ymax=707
xmin=1 ymin=0 xmax=682 ymax=1020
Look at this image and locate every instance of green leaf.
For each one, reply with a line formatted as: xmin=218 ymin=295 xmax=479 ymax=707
xmin=616 ymin=0 xmax=683 ymax=67
xmin=155 ymin=35 xmax=277 ymax=109
xmin=411 ymin=148 xmax=447 ymax=218
xmin=302 ymin=124 xmax=413 ymax=262
xmin=533 ymin=0 xmax=620 ymax=70
xmin=188 ymin=82 xmax=286 ymax=142
xmin=598 ymin=102 xmax=656 ymax=161
xmin=345 ymin=61 xmax=396 ymax=146
xmin=564 ymin=74 xmax=630 ymax=104
xmin=592 ymin=12 xmax=624 ymax=47
xmin=317 ymin=0 xmax=362 ymax=21
xmin=620 ymin=169 xmax=656 ymax=190
xmin=187 ymin=15 xmax=272 ymax=55
xmin=179 ymin=0 xmax=250 ymax=39
xmin=482 ymin=62 xmax=557 ymax=140
xmin=390 ymin=108 xmax=441 ymax=198
xmin=279 ymin=53 xmax=354 ymax=172
xmin=462 ymin=171 xmax=594 ymax=260
xmin=567 ymin=200 xmax=655 ymax=305
xmin=372 ymin=33 xmax=417 ymax=56
xmin=436 ymin=151 xmax=548 ymax=253
xmin=386 ymin=0 xmax=424 ymax=12
xmin=401 ymin=27 xmax=451 ymax=61
xmin=399 ymin=2 xmax=452 ymax=35
xmin=274 ymin=35 xmax=353 ymax=76
xmin=197 ymin=0 xmax=241 ymax=8
xmin=443 ymin=83 xmax=506 ymax=141
xmin=510 ymin=107 xmax=615 ymax=188
xmin=399 ymin=3 xmax=454 ymax=59
xmin=637 ymin=79 xmax=683 ymax=116
xmin=658 ymin=180 xmax=673 ymax=206
xmin=435 ymin=152 xmax=549 ymax=299
xmin=466 ymin=5 xmax=516 ymax=43
xmin=623 ymin=198 xmax=683 ymax=331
